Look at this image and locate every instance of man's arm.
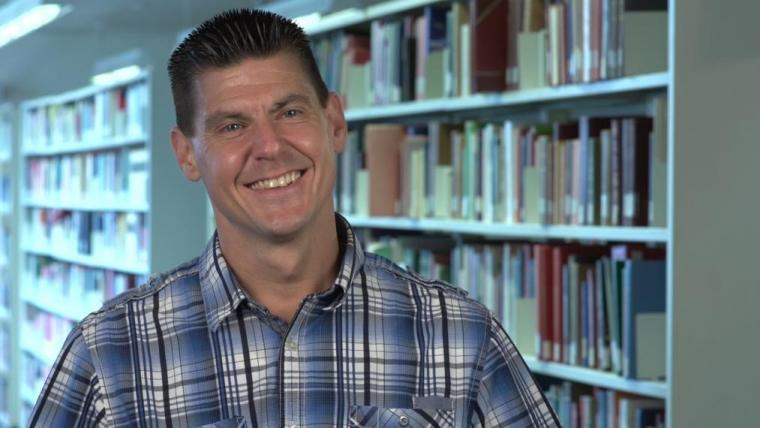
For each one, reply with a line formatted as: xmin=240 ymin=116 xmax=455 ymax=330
xmin=28 ymin=325 xmax=107 ymax=427
xmin=471 ymin=313 xmax=559 ymax=427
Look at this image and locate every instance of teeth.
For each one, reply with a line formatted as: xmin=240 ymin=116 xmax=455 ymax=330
xmin=250 ymin=170 xmax=302 ymax=190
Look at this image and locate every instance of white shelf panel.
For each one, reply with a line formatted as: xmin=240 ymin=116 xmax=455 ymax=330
xmin=21 ymin=382 xmax=42 ymax=406
xmin=524 ymin=356 xmax=668 ymax=399
xmin=344 ymin=215 xmax=669 ymax=243
xmin=0 ymin=305 xmax=9 ymax=321
xmin=21 ymin=244 xmax=149 ymax=275
xmin=304 ymin=0 xmax=444 ymax=35
xmin=22 ymin=133 xmax=148 ymax=156
xmin=21 ymin=287 xmax=99 ymax=321
xmin=21 ymin=333 xmax=59 ymax=367
xmin=22 ymin=198 xmax=149 ymax=212
xmin=345 ymin=72 xmax=669 ymax=122
xmin=21 ymin=70 xmax=150 ymax=109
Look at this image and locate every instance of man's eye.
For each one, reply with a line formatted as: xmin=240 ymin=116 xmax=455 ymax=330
xmin=283 ymin=109 xmax=301 ymax=118
xmin=222 ymin=123 xmax=242 ymax=133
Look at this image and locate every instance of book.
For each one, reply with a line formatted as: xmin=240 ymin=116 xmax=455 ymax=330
xmin=622 ymin=259 xmax=666 ymax=379
xmin=364 ymin=124 xmax=405 ymax=216
xmin=469 ymin=0 xmax=509 ymax=92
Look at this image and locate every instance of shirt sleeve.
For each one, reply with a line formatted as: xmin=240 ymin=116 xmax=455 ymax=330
xmin=471 ymin=313 xmax=559 ymax=427
xmin=27 ymin=325 xmax=108 ymax=427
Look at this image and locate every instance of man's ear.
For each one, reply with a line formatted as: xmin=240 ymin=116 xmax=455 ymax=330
xmin=170 ymin=127 xmax=202 ymax=182
xmin=325 ymin=92 xmax=347 ymax=153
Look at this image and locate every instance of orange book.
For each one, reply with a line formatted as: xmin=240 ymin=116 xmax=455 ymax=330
xmin=364 ymin=124 xmax=405 ymax=216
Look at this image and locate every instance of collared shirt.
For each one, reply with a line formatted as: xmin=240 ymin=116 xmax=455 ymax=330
xmin=29 ymin=215 xmax=558 ymax=427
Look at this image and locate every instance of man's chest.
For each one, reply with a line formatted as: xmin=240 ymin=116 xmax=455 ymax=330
xmin=95 ymin=308 xmax=483 ymax=427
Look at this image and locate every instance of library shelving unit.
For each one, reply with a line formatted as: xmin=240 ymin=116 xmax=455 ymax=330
xmin=0 ymin=103 xmax=15 ymax=428
xmin=14 ymin=66 xmax=208 ymax=425
xmin=298 ymin=0 xmax=760 ymax=427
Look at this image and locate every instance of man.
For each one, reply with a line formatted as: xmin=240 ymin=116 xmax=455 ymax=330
xmin=30 ymin=9 xmax=558 ymax=427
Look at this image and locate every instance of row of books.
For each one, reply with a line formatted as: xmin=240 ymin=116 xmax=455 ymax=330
xmin=364 ymin=235 xmax=665 ymax=380
xmin=24 ymin=307 xmax=74 ymax=360
xmin=23 ymin=208 xmax=149 ymax=264
xmin=25 ymin=147 xmax=149 ymax=205
xmin=337 ymin=103 xmax=666 ymax=227
xmin=313 ymin=0 xmax=667 ymax=108
xmin=24 ymin=254 xmax=146 ymax=312
xmin=540 ymin=378 xmax=665 ymax=428
xmin=22 ymin=81 xmax=148 ymax=148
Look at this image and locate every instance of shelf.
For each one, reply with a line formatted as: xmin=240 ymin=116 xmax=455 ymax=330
xmin=22 ymin=133 xmax=148 ymax=156
xmin=21 ymin=69 xmax=150 ymax=110
xmin=303 ymin=0 xmax=444 ymax=35
xmin=21 ymin=333 xmax=59 ymax=367
xmin=21 ymin=244 xmax=149 ymax=275
xmin=524 ymin=355 xmax=668 ymax=399
xmin=21 ymin=382 xmax=42 ymax=406
xmin=21 ymin=287 xmax=99 ymax=321
xmin=344 ymin=215 xmax=669 ymax=243
xmin=22 ymin=198 xmax=149 ymax=212
xmin=344 ymin=72 xmax=669 ymax=122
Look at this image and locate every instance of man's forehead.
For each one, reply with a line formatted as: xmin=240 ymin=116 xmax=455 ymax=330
xmin=193 ymin=54 xmax=315 ymax=103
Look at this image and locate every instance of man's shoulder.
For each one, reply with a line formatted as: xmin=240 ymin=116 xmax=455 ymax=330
xmin=78 ymin=257 xmax=202 ymax=331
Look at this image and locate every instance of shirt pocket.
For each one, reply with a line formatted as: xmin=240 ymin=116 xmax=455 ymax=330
xmin=196 ymin=416 xmax=247 ymax=428
xmin=349 ymin=405 xmax=455 ymax=428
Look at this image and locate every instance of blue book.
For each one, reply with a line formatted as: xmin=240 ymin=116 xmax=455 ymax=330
xmin=623 ymin=259 xmax=666 ymax=379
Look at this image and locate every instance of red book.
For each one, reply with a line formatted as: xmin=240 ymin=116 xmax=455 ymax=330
xmin=470 ymin=0 xmax=509 ymax=92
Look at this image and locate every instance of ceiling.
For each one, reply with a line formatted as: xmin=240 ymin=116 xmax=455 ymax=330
xmin=0 ymin=0 xmax=284 ymax=99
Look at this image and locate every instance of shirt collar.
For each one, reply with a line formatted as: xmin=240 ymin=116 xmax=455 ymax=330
xmin=199 ymin=213 xmax=365 ymax=332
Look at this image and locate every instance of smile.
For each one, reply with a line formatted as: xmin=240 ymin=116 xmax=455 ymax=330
xmin=249 ymin=170 xmax=303 ymax=190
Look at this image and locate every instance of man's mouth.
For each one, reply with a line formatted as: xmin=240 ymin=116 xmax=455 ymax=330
xmin=248 ymin=170 xmax=303 ymax=190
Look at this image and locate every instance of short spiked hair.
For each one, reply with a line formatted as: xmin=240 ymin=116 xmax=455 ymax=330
xmin=167 ymin=9 xmax=329 ymax=137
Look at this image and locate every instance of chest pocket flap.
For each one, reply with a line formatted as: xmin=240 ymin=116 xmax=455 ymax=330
xmin=349 ymin=406 xmax=454 ymax=428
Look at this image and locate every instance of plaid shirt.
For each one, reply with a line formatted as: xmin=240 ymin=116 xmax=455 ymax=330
xmin=30 ymin=215 xmax=558 ymax=427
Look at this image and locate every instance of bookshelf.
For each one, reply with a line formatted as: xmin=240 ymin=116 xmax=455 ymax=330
xmin=304 ymin=0 xmax=672 ymax=426
xmin=16 ymin=73 xmax=152 ymax=415
xmin=12 ymin=63 xmax=209 ymax=425
xmin=0 ymin=103 xmax=14 ymax=428
xmin=299 ymin=0 xmax=760 ymax=426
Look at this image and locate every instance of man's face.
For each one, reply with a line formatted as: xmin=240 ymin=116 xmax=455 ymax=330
xmin=172 ymin=52 xmax=346 ymax=242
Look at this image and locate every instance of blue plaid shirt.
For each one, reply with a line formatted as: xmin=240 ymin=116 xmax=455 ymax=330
xmin=30 ymin=215 xmax=558 ymax=427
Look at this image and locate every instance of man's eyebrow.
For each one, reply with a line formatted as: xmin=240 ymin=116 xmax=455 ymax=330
xmin=269 ymin=93 xmax=313 ymax=113
xmin=204 ymin=111 xmax=248 ymax=130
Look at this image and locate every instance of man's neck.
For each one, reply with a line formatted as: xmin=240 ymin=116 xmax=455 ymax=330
xmin=216 ymin=216 xmax=341 ymax=324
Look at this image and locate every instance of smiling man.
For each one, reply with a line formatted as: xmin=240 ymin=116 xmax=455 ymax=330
xmin=29 ymin=9 xmax=558 ymax=427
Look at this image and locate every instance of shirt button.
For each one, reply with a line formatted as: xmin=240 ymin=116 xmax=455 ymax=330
xmin=285 ymin=340 xmax=298 ymax=352
xmin=289 ymin=425 xmax=297 ymax=428
xmin=398 ymin=415 xmax=409 ymax=426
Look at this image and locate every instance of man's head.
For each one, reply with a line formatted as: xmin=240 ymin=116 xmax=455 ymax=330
xmin=167 ymin=9 xmax=346 ymax=245
xmin=168 ymin=8 xmax=329 ymax=138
